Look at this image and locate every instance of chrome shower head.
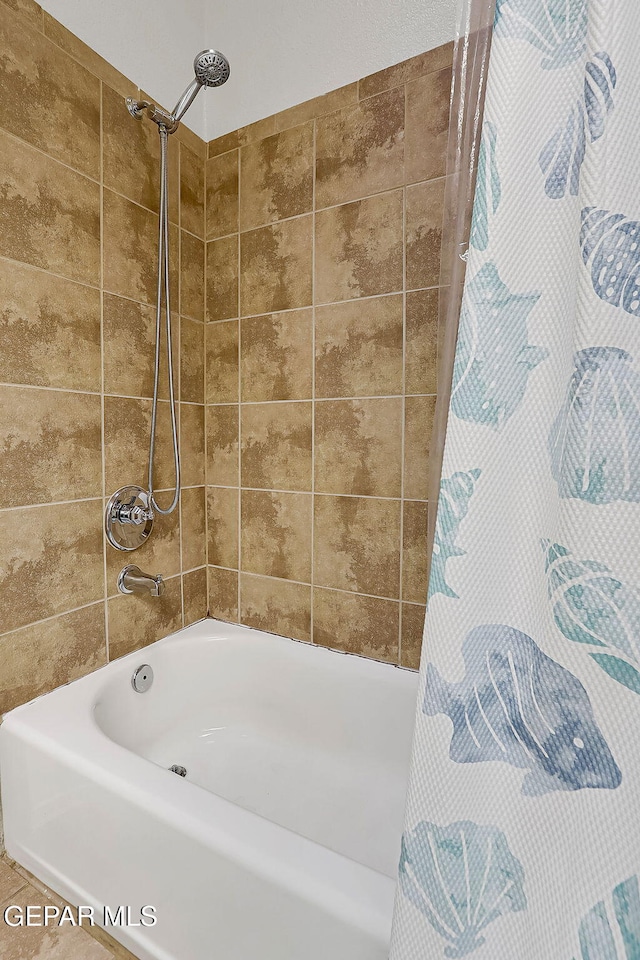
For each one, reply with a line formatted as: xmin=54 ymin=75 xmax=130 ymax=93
xmin=194 ymin=50 xmax=230 ymax=88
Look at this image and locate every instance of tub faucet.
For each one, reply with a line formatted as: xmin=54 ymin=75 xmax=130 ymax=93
xmin=117 ymin=565 xmax=165 ymax=597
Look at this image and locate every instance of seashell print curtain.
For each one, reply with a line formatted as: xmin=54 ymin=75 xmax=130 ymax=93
xmin=391 ymin=0 xmax=640 ymax=957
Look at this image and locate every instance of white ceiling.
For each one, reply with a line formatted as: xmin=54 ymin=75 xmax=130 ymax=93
xmin=39 ymin=0 xmax=457 ymax=142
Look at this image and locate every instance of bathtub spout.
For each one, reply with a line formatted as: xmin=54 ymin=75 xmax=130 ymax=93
xmin=117 ymin=565 xmax=165 ymax=597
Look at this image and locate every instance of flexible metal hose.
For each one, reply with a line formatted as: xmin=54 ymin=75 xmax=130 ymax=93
xmin=148 ymin=125 xmax=180 ymax=515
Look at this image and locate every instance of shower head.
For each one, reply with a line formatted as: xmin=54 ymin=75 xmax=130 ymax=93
xmin=193 ymin=50 xmax=231 ymax=88
xmin=170 ymin=49 xmax=230 ymax=125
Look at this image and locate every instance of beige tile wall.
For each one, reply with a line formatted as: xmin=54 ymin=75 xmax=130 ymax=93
xmin=205 ymin=42 xmax=453 ymax=669
xmin=0 ymin=0 xmax=208 ymax=712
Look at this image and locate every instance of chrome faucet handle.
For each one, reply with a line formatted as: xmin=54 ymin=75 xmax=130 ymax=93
xmin=118 ymin=565 xmax=165 ymax=598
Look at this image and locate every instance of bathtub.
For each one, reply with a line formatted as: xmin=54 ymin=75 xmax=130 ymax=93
xmin=0 ymin=618 xmax=418 ymax=960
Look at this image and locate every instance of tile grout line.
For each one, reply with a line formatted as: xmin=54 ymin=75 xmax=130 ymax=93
xmin=398 ymin=81 xmax=408 ymax=667
xmin=203 ymin=150 xmax=211 ymax=618
xmin=177 ymin=138 xmax=185 ymax=628
xmin=99 ymin=78 xmax=110 ymax=662
xmin=236 ymin=144 xmax=243 ymax=622
xmin=310 ymin=115 xmax=317 ymax=646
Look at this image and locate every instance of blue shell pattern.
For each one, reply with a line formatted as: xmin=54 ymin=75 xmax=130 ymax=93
xmin=470 ymin=122 xmax=501 ymax=250
xmin=581 ymin=208 xmax=640 ymax=318
xmin=540 ymin=53 xmax=617 ymax=199
xmin=549 ymin=348 xmax=640 ymax=504
xmin=451 ymin=262 xmax=547 ymax=429
xmin=423 ymin=623 xmax=621 ymax=796
xmin=399 ymin=820 xmax=526 ymax=958
xmin=429 ymin=469 xmax=481 ymax=600
xmin=571 ymin=875 xmax=640 ymax=959
xmin=494 ymin=0 xmax=587 ymax=69
xmin=543 ymin=540 xmax=640 ymax=696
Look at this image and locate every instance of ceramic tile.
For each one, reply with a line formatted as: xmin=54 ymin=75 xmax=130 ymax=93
xmin=313 ymin=588 xmax=399 ymax=662
xmin=43 ymin=13 xmax=135 ymax=97
xmin=180 ymin=316 xmax=205 ymax=403
xmin=358 ymin=41 xmax=454 ymax=99
xmin=104 ymin=396 xmax=176 ymax=493
xmin=103 ymin=293 xmax=176 ymax=400
xmin=0 ymin=860 xmax=26 ymax=903
xmin=183 ymin=567 xmax=208 ymax=625
xmin=208 ymin=130 xmax=240 ymax=159
xmin=314 ymin=398 xmax=402 ymax=498
xmin=406 ymin=178 xmax=445 ymax=291
xmin=406 ymin=288 xmax=439 ymax=394
xmin=0 ymin=603 xmax=106 ymax=714
xmin=180 ymin=230 xmax=205 ymax=321
xmin=205 ymin=320 xmax=238 ymax=403
xmin=206 ymin=149 xmax=238 ymax=239
xmin=102 ymin=81 xmax=160 ymax=212
xmin=0 ymin=129 xmax=100 ymax=285
xmin=316 ymin=87 xmax=404 ymax=208
xmin=315 ymin=191 xmax=403 ymax=304
xmin=0 ymin=259 xmax=101 ymax=391
xmin=241 ymin=490 xmax=311 ymax=582
xmin=207 ymin=486 xmax=238 ymax=569
xmin=180 ymin=402 xmax=205 ymax=487
xmin=0 ymin=884 xmax=112 ymax=959
xmin=206 ymin=235 xmax=238 ymax=321
xmin=206 ymin=405 xmax=238 ymax=486
xmin=105 ymin=501 xmax=181 ymax=592
xmin=104 ymin=189 xmax=162 ymax=306
xmin=108 ymin=575 xmax=182 ymax=660
xmin=240 ymin=216 xmax=312 ymax=316
xmin=273 ymin=83 xmax=358 ymax=133
xmin=0 ymin=500 xmax=104 ymax=634
xmin=181 ymin=486 xmax=207 ymax=571
xmin=314 ymin=294 xmax=402 ymax=397
xmin=2 ymin=0 xmax=41 ymax=29
xmin=240 ymin=574 xmax=311 ymax=642
xmin=241 ymin=402 xmax=312 ymax=491
xmin=402 ymin=500 xmax=429 ymax=603
xmin=0 ymin=385 xmax=101 ymax=508
xmin=180 ymin=142 xmax=204 ymax=238
xmin=238 ymin=115 xmax=277 ymax=146
xmin=241 ymin=310 xmax=312 ymax=402
xmin=240 ymin=122 xmax=313 ymax=230
xmin=208 ymin=566 xmax=238 ymax=621
xmin=0 ymin=6 xmax=100 ymax=178
xmin=313 ymin=495 xmax=401 ymax=598
xmin=400 ymin=602 xmax=426 ymax=669
xmin=406 ymin=67 xmax=452 ymax=184
xmin=404 ymin=395 xmax=436 ymax=500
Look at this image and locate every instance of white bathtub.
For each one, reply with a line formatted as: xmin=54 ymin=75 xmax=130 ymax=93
xmin=0 ymin=619 xmax=418 ymax=960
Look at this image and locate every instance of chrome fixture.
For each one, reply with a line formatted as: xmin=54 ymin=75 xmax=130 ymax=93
xmin=105 ymin=485 xmax=154 ymax=551
xmin=107 ymin=50 xmax=230 ymax=553
xmin=131 ymin=664 xmax=154 ymax=694
xmin=118 ymin=565 xmax=165 ymax=598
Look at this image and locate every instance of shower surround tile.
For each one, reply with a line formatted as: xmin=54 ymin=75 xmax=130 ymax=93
xmin=0 ymin=604 xmax=106 ymax=715
xmin=313 ymin=589 xmax=399 ymax=662
xmin=315 ymin=87 xmax=404 ymax=208
xmin=108 ymin=575 xmax=182 ymax=661
xmin=315 ymin=191 xmax=403 ymax=303
xmin=206 ymin=234 xmax=239 ymax=321
xmin=314 ymin=295 xmax=403 ymax=398
xmin=0 ymin=5 xmax=100 ymax=179
xmin=204 ymin=45 xmax=454 ymax=669
xmin=0 ymin=500 xmax=104 ymax=636
xmin=314 ymin=397 xmax=403 ymax=498
xmin=241 ymin=490 xmax=312 ymax=582
xmin=0 ymin=129 xmax=100 ymax=285
xmin=313 ymin=495 xmax=401 ymax=599
xmin=0 ymin=259 xmax=101 ymax=391
xmin=240 ymin=310 xmax=313 ymax=402
xmin=0 ymin=385 xmax=102 ymax=508
xmin=240 ymin=574 xmax=311 ymax=642
xmin=206 ymin=148 xmax=239 ymax=240
xmin=240 ymin=216 xmax=313 ymax=316
xmin=239 ymin=122 xmax=314 ymax=230
xmin=241 ymin=401 xmax=312 ymax=491
xmin=0 ymin=8 xmax=209 ymax=706
xmin=207 ymin=486 xmax=239 ymax=569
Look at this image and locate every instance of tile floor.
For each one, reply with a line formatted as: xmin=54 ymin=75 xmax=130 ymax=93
xmin=0 ymin=856 xmax=139 ymax=959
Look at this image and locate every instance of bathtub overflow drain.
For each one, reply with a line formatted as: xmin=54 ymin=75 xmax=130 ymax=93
xmin=131 ymin=664 xmax=153 ymax=693
xmin=170 ymin=765 xmax=187 ymax=778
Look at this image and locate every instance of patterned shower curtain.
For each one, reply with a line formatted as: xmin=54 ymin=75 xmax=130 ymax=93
xmin=391 ymin=1 xmax=640 ymax=957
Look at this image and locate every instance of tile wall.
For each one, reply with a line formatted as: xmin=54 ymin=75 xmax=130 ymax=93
xmin=0 ymin=0 xmax=208 ymax=712
xmin=204 ymin=42 xmax=453 ymax=668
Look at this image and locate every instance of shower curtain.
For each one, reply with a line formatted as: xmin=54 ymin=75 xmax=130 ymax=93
xmin=391 ymin=0 xmax=640 ymax=957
